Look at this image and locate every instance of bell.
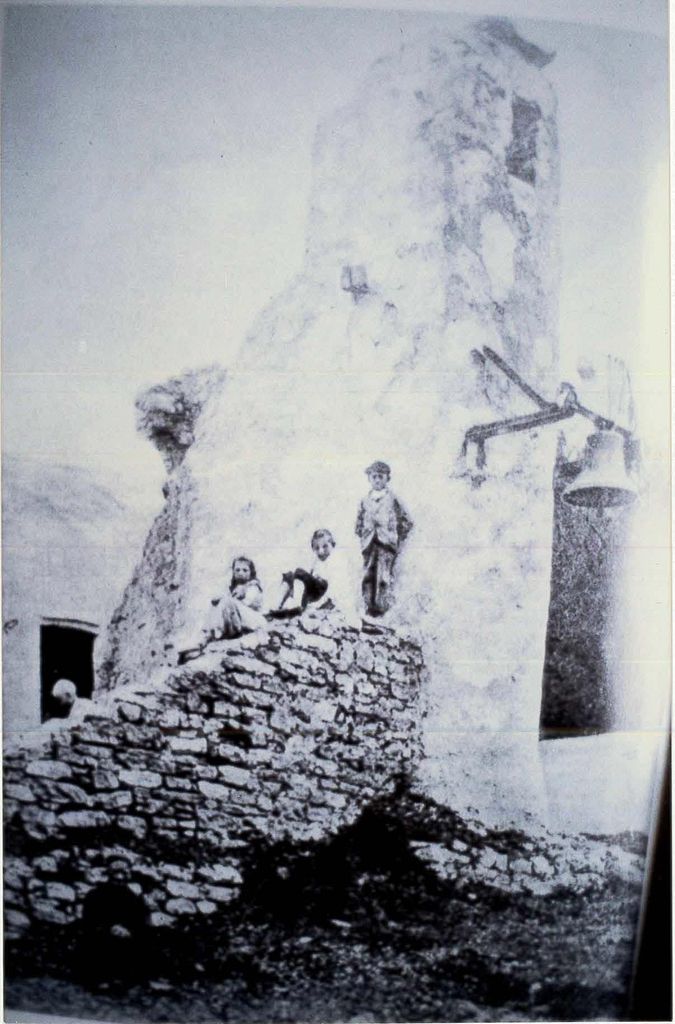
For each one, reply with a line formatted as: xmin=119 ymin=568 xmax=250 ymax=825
xmin=563 ymin=430 xmax=638 ymax=509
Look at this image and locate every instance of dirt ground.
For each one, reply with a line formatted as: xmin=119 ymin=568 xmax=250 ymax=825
xmin=5 ymin=793 xmax=642 ymax=1024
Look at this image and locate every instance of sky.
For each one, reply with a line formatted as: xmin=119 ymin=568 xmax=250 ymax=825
xmin=1 ymin=1 xmax=669 ymax=512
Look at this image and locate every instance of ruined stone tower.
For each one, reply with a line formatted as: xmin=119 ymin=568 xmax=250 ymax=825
xmin=97 ymin=18 xmax=560 ymax=822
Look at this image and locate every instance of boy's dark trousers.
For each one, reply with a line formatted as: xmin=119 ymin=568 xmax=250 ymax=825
xmin=268 ymin=569 xmax=328 ymax=619
xmin=291 ymin=568 xmax=328 ymax=608
xmin=362 ymin=541 xmax=396 ymax=616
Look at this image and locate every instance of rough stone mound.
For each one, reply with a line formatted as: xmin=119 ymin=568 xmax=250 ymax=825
xmin=4 ymin=616 xmax=424 ymax=938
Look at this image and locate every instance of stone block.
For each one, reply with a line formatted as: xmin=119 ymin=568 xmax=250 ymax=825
xmin=197 ymin=900 xmax=217 ymax=914
xmin=167 ymin=879 xmax=200 ymax=899
xmin=316 ymin=789 xmax=347 ymax=810
xmin=296 ymin=821 xmax=325 ymax=843
xmin=522 ymin=877 xmax=554 ymax=897
xmin=83 ymin=866 xmax=108 ymax=886
xmin=132 ymin=785 xmax=167 ymax=807
xmin=166 ymin=897 xmax=197 ymax=915
xmin=213 ymin=701 xmax=237 ymax=717
xmin=532 ymin=854 xmax=554 ymax=877
xmin=225 ymin=788 xmax=258 ymax=807
xmin=21 ymin=808 xmax=58 ymax=838
xmin=218 ymin=764 xmax=253 ymax=790
xmin=168 ymin=736 xmax=208 ymax=754
xmin=159 ymin=708 xmax=182 ymax=728
xmin=46 ymin=882 xmax=76 ymax=902
xmin=231 ymin=747 xmax=274 ymax=768
xmin=150 ymin=911 xmax=175 ymax=927
xmin=165 ymin=776 xmax=195 ymax=791
xmin=197 ymin=863 xmax=242 ymax=885
xmin=4 ymin=784 xmax=34 ymax=802
xmin=255 ymin=792 xmax=274 ymax=812
xmin=335 ymin=673 xmax=354 ymax=697
xmin=119 ymin=769 xmax=162 ymax=789
xmin=34 ymin=855 xmax=59 ymax=875
xmin=53 ymin=783 xmax=91 ymax=805
xmin=223 ymin=655 xmax=276 ymax=677
xmin=312 ymin=698 xmax=337 ymax=723
xmin=32 ymin=900 xmax=70 ymax=925
xmin=59 ymin=810 xmax=111 ymax=829
xmin=204 ymin=884 xmax=239 ymax=903
xmin=171 ymin=792 xmax=201 ymax=808
xmin=492 ymin=851 xmax=509 ymax=873
xmin=26 ymin=760 xmax=72 ymax=781
xmin=4 ymin=871 xmax=29 ymax=894
xmin=97 ymin=790 xmax=133 ymax=810
xmin=117 ymin=702 xmax=144 ymax=723
xmin=93 ymin=769 xmax=119 ymax=790
xmin=390 ymin=679 xmax=415 ymax=701
xmin=5 ymin=909 xmax=30 ymax=931
xmin=185 ymin=692 xmax=207 ymax=713
xmin=161 ymin=863 xmax=192 ymax=880
xmin=337 ymin=643 xmax=355 ymax=670
xmin=198 ymin=781 xmax=229 ymax=800
xmin=355 ymin=643 xmax=375 ymax=672
xmin=118 ymin=816 xmax=148 ymax=839
xmin=294 ymin=633 xmax=338 ymax=656
xmin=228 ymin=672 xmax=265 ymax=692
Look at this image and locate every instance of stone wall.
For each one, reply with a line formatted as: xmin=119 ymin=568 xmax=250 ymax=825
xmin=4 ymin=616 xmax=424 ymax=939
xmin=410 ymin=817 xmax=644 ymax=899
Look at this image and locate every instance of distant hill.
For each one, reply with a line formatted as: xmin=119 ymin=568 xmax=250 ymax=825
xmin=2 ymin=454 xmax=154 ymax=584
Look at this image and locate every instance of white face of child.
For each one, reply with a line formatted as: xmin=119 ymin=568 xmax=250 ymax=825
xmin=232 ymin=560 xmax=252 ymax=584
xmin=368 ymin=470 xmax=389 ymax=491
xmin=312 ymin=537 xmax=334 ymax=562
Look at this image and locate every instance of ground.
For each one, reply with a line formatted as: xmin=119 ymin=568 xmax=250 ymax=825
xmin=5 ymin=791 xmax=642 ymax=1024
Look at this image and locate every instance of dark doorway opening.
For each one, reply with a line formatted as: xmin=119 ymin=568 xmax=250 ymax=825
xmin=40 ymin=621 xmax=97 ymax=722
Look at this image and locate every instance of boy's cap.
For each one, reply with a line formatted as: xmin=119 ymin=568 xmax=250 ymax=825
xmin=365 ymin=461 xmax=391 ymax=476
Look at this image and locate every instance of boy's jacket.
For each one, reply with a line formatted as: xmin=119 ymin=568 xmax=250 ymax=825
xmin=355 ymin=489 xmax=413 ymax=552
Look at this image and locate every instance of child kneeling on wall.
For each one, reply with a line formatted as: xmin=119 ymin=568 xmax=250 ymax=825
xmin=270 ymin=528 xmax=355 ymax=621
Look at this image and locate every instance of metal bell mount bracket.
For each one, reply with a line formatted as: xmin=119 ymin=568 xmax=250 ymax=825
xmin=461 ymin=347 xmax=638 ymax=508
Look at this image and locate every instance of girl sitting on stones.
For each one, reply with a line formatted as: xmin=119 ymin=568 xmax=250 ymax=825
xmin=209 ymin=556 xmax=267 ymax=640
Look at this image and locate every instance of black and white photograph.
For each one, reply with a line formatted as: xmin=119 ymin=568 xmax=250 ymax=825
xmin=2 ymin=1 xmax=671 ymax=1021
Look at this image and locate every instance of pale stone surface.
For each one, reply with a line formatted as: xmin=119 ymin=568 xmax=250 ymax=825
xmin=96 ymin=19 xmax=560 ymax=827
xmin=26 ymin=761 xmax=72 ymax=781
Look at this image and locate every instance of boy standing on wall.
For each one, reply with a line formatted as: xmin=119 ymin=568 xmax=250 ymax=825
xmin=355 ymin=461 xmax=413 ymax=617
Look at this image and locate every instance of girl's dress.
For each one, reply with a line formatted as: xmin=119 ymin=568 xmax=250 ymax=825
xmin=214 ymin=579 xmax=267 ymax=638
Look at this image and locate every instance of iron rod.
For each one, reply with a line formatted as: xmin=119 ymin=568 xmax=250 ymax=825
xmin=572 ymin=400 xmax=632 ymax=439
xmin=482 ymin=347 xmax=554 ymax=410
xmin=464 ymin=405 xmax=574 ymax=445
